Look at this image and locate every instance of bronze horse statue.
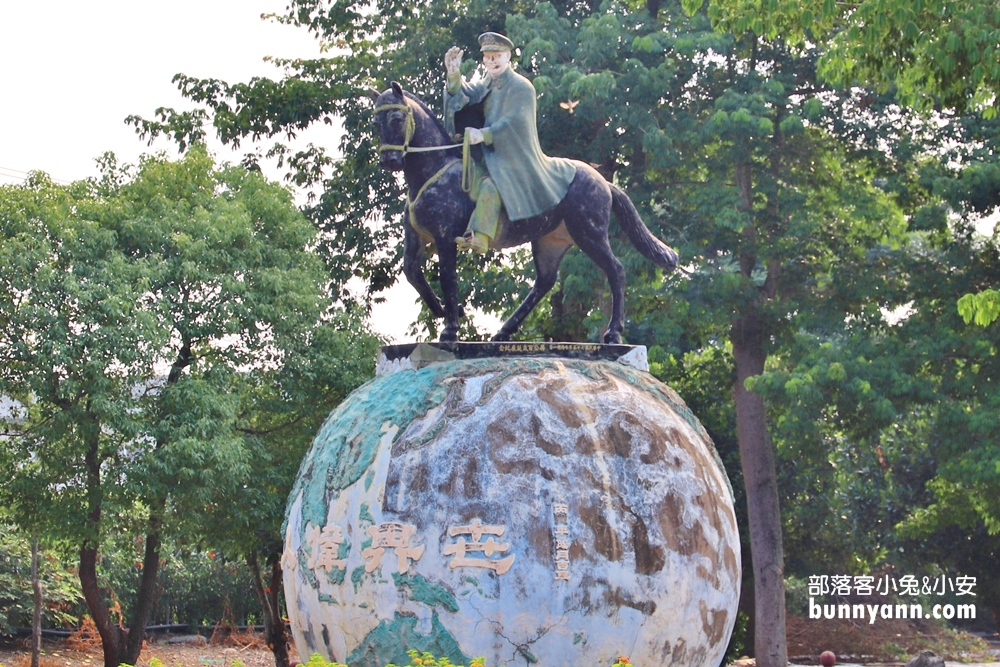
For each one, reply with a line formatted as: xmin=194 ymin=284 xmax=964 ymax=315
xmin=369 ymin=82 xmax=677 ymax=344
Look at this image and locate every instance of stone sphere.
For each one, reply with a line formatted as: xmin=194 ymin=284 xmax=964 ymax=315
xmin=283 ymin=356 xmax=740 ymax=667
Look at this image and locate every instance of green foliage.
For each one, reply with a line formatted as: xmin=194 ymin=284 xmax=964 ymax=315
xmin=722 ymin=611 xmax=749 ymax=664
xmin=958 ymin=289 xmax=1000 ymax=326
xmin=97 ymin=543 xmax=258 ymax=626
xmin=0 ymin=527 xmax=80 ymax=634
xmin=308 ymin=654 xmax=348 ymax=667
xmin=0 ymin=148 xmax=373 ymax=664
xmin=124 ymin=0 xmax=1000 ymax=636
xmin=665 ymin=0 xmax=1000 ymax=633
xmin=683 ymin=0 xmax=841 ymax=42
xmin=385 ymin=649 xmax=485 ymax=667
xmin=691 ymin=0 xmax=1000 ymax=117
xmin=0 ymin=147 xmax=331 ymax=540
xmin=199 ymin=310 xmax=380 ymax=564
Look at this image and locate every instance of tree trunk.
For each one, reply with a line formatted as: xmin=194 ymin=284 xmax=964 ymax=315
xmin=248 ymin=551 xmax=291 ymax=667
xmin=731 ymin=310 xmax=787 ymax=667
xmin=80 ymin=544 xmax=125 ymax=667
xmin=31 ymin=537 xmax=41 ymax=667
xmin=80 ymin=426 xmax=126 ymax=667
xmin=122 ymin=507 xmax=165 ymax=665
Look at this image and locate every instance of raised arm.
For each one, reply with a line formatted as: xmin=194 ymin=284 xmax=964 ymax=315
xmin=444 ymin=46 xmax=463 ymax=80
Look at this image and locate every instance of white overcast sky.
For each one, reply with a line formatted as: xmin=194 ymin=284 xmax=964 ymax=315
xmin=0 ymin=0 xmax=425 ymax=342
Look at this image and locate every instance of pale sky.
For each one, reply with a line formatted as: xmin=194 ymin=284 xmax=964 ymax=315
xmin=0 ymin=0 xmax=423 ymax=341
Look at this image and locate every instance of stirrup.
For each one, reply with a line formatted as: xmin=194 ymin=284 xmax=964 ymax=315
xmin=455 ymin=231 xmax=489 ymax=253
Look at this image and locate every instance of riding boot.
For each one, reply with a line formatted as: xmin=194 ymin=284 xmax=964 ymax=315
xmin=456 ymin=176 xmax=501 ymax=253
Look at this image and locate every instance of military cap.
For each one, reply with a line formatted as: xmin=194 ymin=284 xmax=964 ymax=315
xmin=479 ymin=32 xmax=514 ymax=52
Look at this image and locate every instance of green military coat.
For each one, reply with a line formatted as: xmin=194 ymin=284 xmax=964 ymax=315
xmin=444 ymin=66 xmax=576 ymax=221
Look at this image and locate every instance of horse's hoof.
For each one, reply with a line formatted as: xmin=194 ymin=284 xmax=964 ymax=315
xmin=603 ymin=331 xmax=623 ymax=345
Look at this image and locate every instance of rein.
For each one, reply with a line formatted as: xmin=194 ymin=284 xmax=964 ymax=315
xmin=374 ymin=103 xmax=463 ymax=154
xmin=375 ymin=99 xmax=478 ymax=243
xmin=407 ymin=159 xmax=461 ymax=243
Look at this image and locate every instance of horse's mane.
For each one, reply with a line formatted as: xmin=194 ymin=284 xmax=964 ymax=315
xmin=402 ymin=90 xmax=454 ymax=145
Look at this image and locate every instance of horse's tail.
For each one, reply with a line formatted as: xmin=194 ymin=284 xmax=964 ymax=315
xmin=610 ymin=184 xmax=678 ymax=271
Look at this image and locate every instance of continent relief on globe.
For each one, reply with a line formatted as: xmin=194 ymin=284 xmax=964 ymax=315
xmin=283 ymin=357 xmax=740 ymax=667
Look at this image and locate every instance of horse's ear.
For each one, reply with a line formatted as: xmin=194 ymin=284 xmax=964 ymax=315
xmin=391 ymin=81 xmax=404 ymax=97
xmin=365 ymin=87 xmax=380 ymax=103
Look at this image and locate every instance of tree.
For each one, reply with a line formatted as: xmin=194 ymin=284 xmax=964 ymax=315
xmin=683 ymin=0 xmax=1000 ymax=117
xmin=0 ymin=148 xmax=342 ymax=667
xmin=687 ymin=0 xmax=1000 ymax=326
xmin=127 ymin=2 xmax=985 ymax=666
xmin=687 ymin=71 xmax=1000 ymax=618
xmin=0 ymin=522 xmax=80 ymax=637
xmin=748 ymin=223 xmax=1000 ymax=618
xmin=199 ymin=319 xmax=380 ymax=667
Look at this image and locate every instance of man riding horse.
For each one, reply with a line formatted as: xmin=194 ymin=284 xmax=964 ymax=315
xmin=444 ymin=32 xmax=576 ymax=253
xmin=369 ymin=36 xmax=677 ymax=343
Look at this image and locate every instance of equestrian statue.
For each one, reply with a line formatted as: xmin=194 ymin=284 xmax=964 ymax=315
xmin=369 ymin=32 xmax=678 ymax=344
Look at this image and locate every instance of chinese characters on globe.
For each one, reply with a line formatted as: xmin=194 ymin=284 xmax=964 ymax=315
xmin=285 ymin=501 xmax=580 ymax=581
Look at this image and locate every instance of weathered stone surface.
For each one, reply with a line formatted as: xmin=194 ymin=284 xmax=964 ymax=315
xmin=283 ymin=357 xmax=740 ymax=667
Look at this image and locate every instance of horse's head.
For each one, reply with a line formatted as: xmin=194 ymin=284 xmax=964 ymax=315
xmin=368 ymin=81 xmax=412 ymax=172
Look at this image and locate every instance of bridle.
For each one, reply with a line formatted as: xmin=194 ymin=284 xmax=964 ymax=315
xmin=373 ymin=97 xmax=476 ymax=200
xmin=374 ymin=102 xmax=463 ymax=155
xmin=374 ymin=103 xmax=416 ymax=154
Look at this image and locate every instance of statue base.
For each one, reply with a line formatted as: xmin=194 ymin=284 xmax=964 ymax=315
xmin=377 ymin=341 xmax=649 ymax=375
xmin=284 ymin=349 xmax=739 ymax=667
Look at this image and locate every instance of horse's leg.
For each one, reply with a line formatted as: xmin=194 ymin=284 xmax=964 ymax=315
xmin=436 ymin=237 xmax=462 ymax=342
xmin=402 ymin=218 xmax=445 ymax=319
xmin=566 ymin=216 xmax=627 ymax=345
xmin=493 ymin=232 xmax=573 ymax=342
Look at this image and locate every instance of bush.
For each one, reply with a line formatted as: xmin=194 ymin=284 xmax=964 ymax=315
xmin=1 ymin=523 xmax=260 ymax=633
xmin=0 ymin=527 xmax=81 ymax=634
xmin=97 ymin=540 xmax=258 ymax=627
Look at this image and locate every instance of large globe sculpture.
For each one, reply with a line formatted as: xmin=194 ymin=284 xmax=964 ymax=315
xmin=283 ymin=350 xmax=740 ymax=667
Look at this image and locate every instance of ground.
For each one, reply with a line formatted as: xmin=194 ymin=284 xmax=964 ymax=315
xmin=784 ymin=616 xmax=1000 ymax=664
xmin=1 ymin=619 xmax=998 ymax=667
xmin=0 ymin=634 xmax=277 ymax=667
